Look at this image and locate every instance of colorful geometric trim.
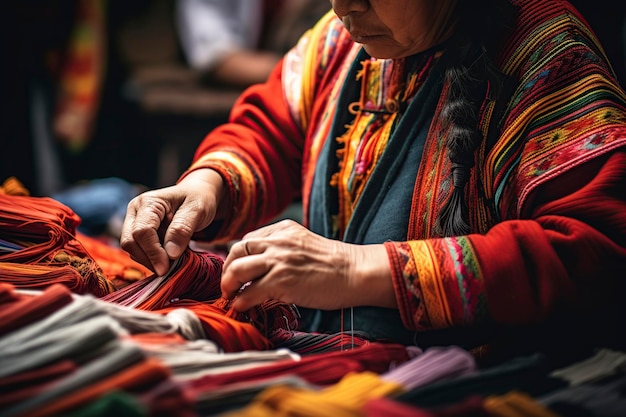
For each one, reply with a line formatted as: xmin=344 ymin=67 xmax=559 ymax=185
xmin=386 ymin=237 xmax=487 ymax=331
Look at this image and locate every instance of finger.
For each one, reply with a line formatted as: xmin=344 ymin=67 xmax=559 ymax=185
xmin=223 ymin=239 xmax=255 ymax=272
xmin=162 ymin=201 xmax=211 ymax=260
xmin=121 ymin=238 xmax=156 ymax=275
xmin=243 ymin=219 xmax=298 ymax=240
xmin=120 ymin=205 xmax=160 ymax=273
xmin=136 ymin=227 xmax=171 ymax=276
xmin=120 ymin=199 xmax=141 ymax=245
xmin=220 ymin=254 xmax=270 ymax=299
xmin=223 ymin=238 xmax=269 ymax=272
xmin=123 ymin=207 xmax=171 ymax=276
xmin=231 ymin=278 xmax=274 ymax=312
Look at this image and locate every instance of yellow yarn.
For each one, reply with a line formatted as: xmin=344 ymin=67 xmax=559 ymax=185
xmin=225 ymin=371 xmax=404 ymax=417
xmin=484 ymin=391 xmax=562 ymax=417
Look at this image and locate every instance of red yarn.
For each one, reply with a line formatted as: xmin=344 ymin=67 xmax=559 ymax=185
xmin=0 ymin=194 xmax=116 ymax=296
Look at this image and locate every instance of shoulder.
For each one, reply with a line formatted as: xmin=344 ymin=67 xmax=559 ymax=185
xmin=287 ymin=10 xmax=356 ymax=75
xmin=496 ymin=0 xmax=619 ymax=110
xmin=502 ymin=0 xmax=608 ymax=71
xmin=282 ymin=10 xmax=360 ymax=127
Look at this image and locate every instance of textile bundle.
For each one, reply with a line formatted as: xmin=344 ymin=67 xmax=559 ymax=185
xmin=3 ymin=279 xmax=626 ymax=417
xmin=0 ymin=282 xmax=418 ymax=417
xmin=0 ymin=191 xmax=115 ymax=297
xmin=2 ymin=177 xmax=626 ymax=416
xmin=0 ymin=184 xmax=301 ymax=352
xmin=0 ymin=282 xmax=199 ymax=417
xmin=101 ymin=248 xmax=299 ymax=352
xmin=1 ymin=177 xmax=150 ymax=291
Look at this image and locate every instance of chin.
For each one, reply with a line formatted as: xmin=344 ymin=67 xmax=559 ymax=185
xmin=362 ymin=44 xmax=409 ymax=60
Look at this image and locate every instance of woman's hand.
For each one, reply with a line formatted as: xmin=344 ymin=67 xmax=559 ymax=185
xmin=221 ymin=220 xmax=397 ymax=312
xmin=120 ymin=169 xmax=227 ymax=276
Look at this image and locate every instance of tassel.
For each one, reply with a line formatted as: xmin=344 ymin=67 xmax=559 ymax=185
xmin=76 ymin=232 xmax=151 ymax=290
xmin=0 ymin=262 xmax=111 ymax=297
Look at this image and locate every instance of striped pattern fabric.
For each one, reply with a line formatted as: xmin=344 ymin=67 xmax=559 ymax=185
xmin=183 ymin=0 xmax=626 ymax=338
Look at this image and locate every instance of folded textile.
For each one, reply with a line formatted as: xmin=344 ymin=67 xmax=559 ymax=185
xmin=132 ymin=332 xmax=300 ymax=381
xmin=485 ymin=391 xmax=560 ymax=417
xmin=0 ymin=294 xmax=121 ymax=354
xmin=223 ymin=371 xmax=404 ymax=417
xmin=539 ymin=372 xmax=626 ymax=417
xmin=395 ymin=353 xmax=567 ymax=408
xmin=0 ymin=283 xmax=74 ymax=336
xmin=363 ymin=395 xmax=487 ymax=417
xmin=189 ymin=342 xmax=413 ymax=391
xmin=549 ymin=348 xmax=626 ymax=386
xmin=195 ymin=375 xmax=312 ymax=416
xmin=0 ymin=342 xmax=148 ymax=417
xmin=0 ymin=360 xmax=77 ymax=409
xmin=382 ymin=346 xmax=477 ymax=390
xmin=0 ymin=315 xmax=123 ymax=378
xmin=0 ymin=193 xmax=117 ymax=296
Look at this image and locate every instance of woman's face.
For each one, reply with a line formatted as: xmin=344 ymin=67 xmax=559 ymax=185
xmin=329 ymin=0 xmax=456 ymax=59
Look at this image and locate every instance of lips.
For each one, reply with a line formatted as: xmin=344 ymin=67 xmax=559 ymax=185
xmin=344 ymin=22 xmax=386 ymax=42
xmin=348 ymin=31 xmax=383 ymax=43
xmin=342 ymin=19 xmax=384 ymax=43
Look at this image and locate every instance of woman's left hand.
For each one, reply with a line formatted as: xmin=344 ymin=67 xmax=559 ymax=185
xmin=220 ymin=220 xmax=397 ymax=312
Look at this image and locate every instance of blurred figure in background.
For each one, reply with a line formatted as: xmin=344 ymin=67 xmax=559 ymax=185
xmin=173 ymin=0 xmax=330 ymax=228
xmin=175 ymin=0 xmax=330 ymax=88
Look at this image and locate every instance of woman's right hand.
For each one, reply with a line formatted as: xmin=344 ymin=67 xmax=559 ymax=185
xmin=120 ymin=169 xmax=227 ymax=276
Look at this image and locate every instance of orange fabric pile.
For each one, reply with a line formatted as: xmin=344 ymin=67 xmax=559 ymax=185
xmin=0 ymin=177 xmax=149 ymax=294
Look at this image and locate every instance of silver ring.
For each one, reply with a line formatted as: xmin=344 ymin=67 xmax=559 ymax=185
xmin=243 ymin=240 xmax=251 ymax=256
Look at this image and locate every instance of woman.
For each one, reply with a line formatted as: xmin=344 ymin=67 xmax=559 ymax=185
xmin=122 ymin=0 xmax=626 ymax=354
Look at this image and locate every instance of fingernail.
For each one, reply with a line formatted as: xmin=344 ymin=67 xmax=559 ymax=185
xmin=164 ymin=241 xmax=181 ymax=258
xmin=156 ymin=264 xmax=168 ymax=277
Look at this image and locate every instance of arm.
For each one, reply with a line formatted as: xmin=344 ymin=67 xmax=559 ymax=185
xmin=384 ymin=0 xmax=626 ymax=332
xmin=175 ymin=0 xmax=280 ymax=87
xmin=220 ymin=3 xmax=626 ymax=332
xmin=220 ymin=219 xmax=397 ymax=312
xmin=121 ymin=12 xmax=337 ymax=274
xmin=179 ymin=57 xmax=306 ymax=243
xmin=209 ymin=50 xmax=281 ymax=87
xmin=121 ymin=56 xmax=305 ymax=273
xmin=387 ymin=150 xmax=626 ymax=330
xmin=219 ymin=151 xmax=626 ymax=322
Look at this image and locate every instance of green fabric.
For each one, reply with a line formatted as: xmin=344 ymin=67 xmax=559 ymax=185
xmin=65 ymin=391 xmax=145 ymax=417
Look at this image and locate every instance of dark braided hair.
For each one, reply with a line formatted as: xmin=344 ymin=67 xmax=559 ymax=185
xmin=433 ymin=0 xmax=517 ymax=237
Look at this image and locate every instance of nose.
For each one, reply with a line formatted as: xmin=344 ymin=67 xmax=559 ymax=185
xmin=329 ymin=0 xmax=369 ymax=17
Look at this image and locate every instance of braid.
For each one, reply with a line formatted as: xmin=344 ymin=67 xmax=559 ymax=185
xmin=433 ymin=0 xmax=516 ymax=237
